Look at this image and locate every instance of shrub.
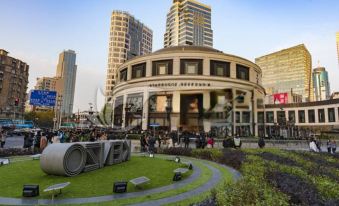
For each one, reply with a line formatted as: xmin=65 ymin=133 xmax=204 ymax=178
xmin=159 ymin=147 xmax=192 ymax=157
xmin=0 ymin=148 xmax=34 ymax=158
xmin=218 ymin=149 xmax=245 ymax=170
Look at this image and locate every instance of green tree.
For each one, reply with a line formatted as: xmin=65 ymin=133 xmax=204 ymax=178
xmin=24 ymin=110 xmax=55 ymax=128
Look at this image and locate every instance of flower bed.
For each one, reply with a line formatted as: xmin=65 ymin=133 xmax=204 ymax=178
xmin=159 ymin=148 xmax=339 ymax=205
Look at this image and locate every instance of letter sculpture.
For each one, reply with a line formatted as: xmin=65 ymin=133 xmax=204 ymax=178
xmin=40 ymin=140 xmax=131 ymax=177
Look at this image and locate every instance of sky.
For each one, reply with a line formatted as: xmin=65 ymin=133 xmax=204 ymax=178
xmin=0 ymin=0 xmax=338 ymax=112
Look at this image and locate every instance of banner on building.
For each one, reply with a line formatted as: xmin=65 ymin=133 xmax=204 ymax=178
xmin=273 ymin=93 xmax=288 ymax=104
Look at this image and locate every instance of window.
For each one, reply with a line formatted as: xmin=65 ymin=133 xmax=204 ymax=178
xmin=236 ymin=64 xmax=249 ymax=80
xmin=308 ymin=109 xmax=315 ymax=123
xmin=258 ymin=112 xmax=264 ymax=123
xmin=236 ymin=111 xmax=240 ymax=123
xmin=288 ymin=111 xmax=295 ymax=122
xmin=152 ymin=60 xmax=173 ymax=76
xmin=328 ymin=108 xmax=335 ymax=122
xmin=318 ymin=109 xmax=325 ymax=123
xmin=298 ymin=110 xmax=305 ymax=123
xmin=120 ymin=68 xmax=127 ymax=82
xmin=132 ymin=63 xmax=146 ymax=79
xmin=277 ymin=111 xmax=286 ymax=124
xmin=180 ymin=59 xmax=202 ymax=75
xmin=210 ymin=60 xmax=230 ymax=77
xmin=266 ymin=111 xmax=274 ymax=123
xmin=242 ymin=111 xmax=251 ymax=123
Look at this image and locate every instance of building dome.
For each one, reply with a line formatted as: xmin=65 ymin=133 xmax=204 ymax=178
xmin=153 ymin=46 xmax=223 ymax=54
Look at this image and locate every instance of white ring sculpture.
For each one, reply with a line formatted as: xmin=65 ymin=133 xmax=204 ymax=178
xmin=40 ymin=140 xmax=131 ymax=177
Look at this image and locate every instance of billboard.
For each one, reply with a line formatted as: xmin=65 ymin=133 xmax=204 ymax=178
xmin=273 ymin=93 xmax=288 ymax=104
xmin=29 ymin=90 xmax=57 ymax=107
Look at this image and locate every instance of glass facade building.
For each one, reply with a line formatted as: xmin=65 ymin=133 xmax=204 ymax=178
xmin=56 ymin=50 xmax=77 ymax=116
xmin=164 ymin=0 xmax=213 ymax=48
xmin=255 ymin=44 xmax=313 ymax=102
xmin=313 ymin=66 xmax=330 ymax=101
xmin=106 ymin=11 xmax=153 ymax=101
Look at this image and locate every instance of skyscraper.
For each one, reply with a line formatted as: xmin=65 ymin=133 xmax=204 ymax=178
xmin=255 ymin=44 xmax=313 ymax=102
xmin=163 ymin=0 xmax=213 ymax=48
xmin=106 ymin=11 xmax=153 ymax=101
xmin=313 ymin=67 xmax=330 ymax=101
xmin=56 ymin=50 xmax=77 ymax=116
xmin=336 ymin=32 xmax=339 ymax=65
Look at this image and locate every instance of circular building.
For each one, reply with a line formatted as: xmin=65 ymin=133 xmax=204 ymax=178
xmin=111 ymin=46 xmax=265 ymax=137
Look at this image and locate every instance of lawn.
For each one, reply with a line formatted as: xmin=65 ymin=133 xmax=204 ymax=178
xmin=0 ymin=156 xmax=191 ymax=199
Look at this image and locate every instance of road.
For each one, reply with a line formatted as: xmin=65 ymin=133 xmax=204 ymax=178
xmin=3 ymin=135 xmax=24 ymax=149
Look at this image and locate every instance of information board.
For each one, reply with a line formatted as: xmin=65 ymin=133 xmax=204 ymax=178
xmin=29 ymin=90 xmax=57 ymax=107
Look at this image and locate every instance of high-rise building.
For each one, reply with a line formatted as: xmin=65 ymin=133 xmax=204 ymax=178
xmin=255 ymin=44 xmax=313 ymax=102
xmin=0 ymin=49 xmax=29 ymax=119
xmin=336 ymin=32 xmax=339 ymax=65
xmin=35 ymin=77 xmax=57 ymax=91
xmin=56 ymin=50 xmax=77 ymax=116
xmin=106 ymin=11 xmax=153 ymax=101
xmin=313 ymin=66 xmax=330 ymax=101
xmin=163 ymin=0 xmax=213 ymax=48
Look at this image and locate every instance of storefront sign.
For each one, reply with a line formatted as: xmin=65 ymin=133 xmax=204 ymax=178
xmin=149 ymin=82 xmax=211 ymax=87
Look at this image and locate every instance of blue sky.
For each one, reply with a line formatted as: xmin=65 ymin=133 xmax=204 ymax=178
xmin=0 ymin=0 xmax=338 ymax=111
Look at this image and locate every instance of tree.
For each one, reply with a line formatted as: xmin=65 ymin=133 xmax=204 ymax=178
xmin=24 ymin=110 xmax=55 ymax=128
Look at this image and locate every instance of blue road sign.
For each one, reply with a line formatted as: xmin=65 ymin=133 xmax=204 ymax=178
xmin=29 ymin=90 xmax=57 ymax=107
xmin=149 ymin=123 xmax=160 ymax=127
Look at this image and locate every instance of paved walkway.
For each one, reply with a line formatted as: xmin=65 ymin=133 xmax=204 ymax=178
xmin=0 ymin=156 xmax=241 ymax=206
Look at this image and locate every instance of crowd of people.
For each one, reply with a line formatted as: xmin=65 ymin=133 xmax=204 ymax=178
xmin=139 ymin=130 xmax=216 ymax=154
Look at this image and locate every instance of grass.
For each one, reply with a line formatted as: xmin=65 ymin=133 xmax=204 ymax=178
xmin=0 ymin=156 xmax=190 ymax=199
xmin=76 ymin=159 xmax=214 ymax=206
xmin=165 ymin=160 xmax=234 ymax=206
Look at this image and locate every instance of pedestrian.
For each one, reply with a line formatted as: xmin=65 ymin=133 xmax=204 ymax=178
xmin=330 ymin=139 xmax=336 ymax=154
xmin=327 ymin=139 xmax=331 ymax=153
xmin=200 ymin=132 xmax=206 ymax=149
xmin=184 ymin=133 xmax=190 ymax=149
xmin=309 ymin=138 xmax=319 ymax=152
xmin=40 ymin=132 xmax=48 ymax=152
xmin=258 ymin=137 xmax=265 ymax=148
xmin=0 ymin=130 xmax=6 ymax=148
xmin=233 ymin=135 xmax=242 ymax=149
xmin=33 ymin=131 xmax=41 ymax=154
xmin=52 ymin=131 xmax=60 ymax=143
xmin=148 ymin=135 xmax=156 ymax=154
xmin=207 ymin=136 xmax=214 ymax=148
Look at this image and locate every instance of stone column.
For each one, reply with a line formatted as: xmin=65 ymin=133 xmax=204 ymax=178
xmin=122 ymin=94 xmax=127 ymax=129
xmin=203 ymin=91 xmax=211 ymax=132
xmin=173 ymin=57 xmax=180 ymax=75
xmin=142 ymin=90 xmax=149 ymax=130
xmin=171 ymin=91 xmax=181 ymax=131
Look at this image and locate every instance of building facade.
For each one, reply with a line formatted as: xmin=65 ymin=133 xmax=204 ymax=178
xmin=258 ymin=99 xmax=339 ymax=138
xmin=0 ymin=49 xmax=29 ymax=119
xmin=255 ymin=44 xmax=313 ymax=102
xmin=313 ymin=66 xmax=330 ymax=101
xmin=336 ymin=32 xmax=339 ymax=66
xmin=163 ymin=0 xmax=213 ymax=48
xmin=56 ymin=50 xmax=77 ymax=116
xmin=35 ymin=77 xmax=57 ymax=91
xmin=111 ymin=46 xmax=265 ymax=137
xmin=106 ymin=11 xmax=153 ymax=101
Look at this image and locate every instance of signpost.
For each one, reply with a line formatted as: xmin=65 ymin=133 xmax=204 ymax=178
xmin=29 ymin=90 xmax=57 ymax=107
xmin=149 ymin=123 xmax=160 ymax=136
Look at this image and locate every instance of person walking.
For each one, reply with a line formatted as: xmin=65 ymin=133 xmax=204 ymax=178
xmin=330 ymin=139 xmax=337 ymax=154
xmin=327 ymin=139 xmax=331 ymax=153
xmin=40 ymin=132 xmax=48 ymax=152
xmin=233 ymin=136 xmax=242 ymax=149
xmin=258 ymin=137 xmax=266 ymax=148
xmin=309 ymin=138 xmax=319 ymax=152
xmin=207 ymin=136 xmax=214 ymax=148
xmin=183 ymin=133 xmax=190 ymax=149
xmin=0 ymin=130 xmax=6 ymax=148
